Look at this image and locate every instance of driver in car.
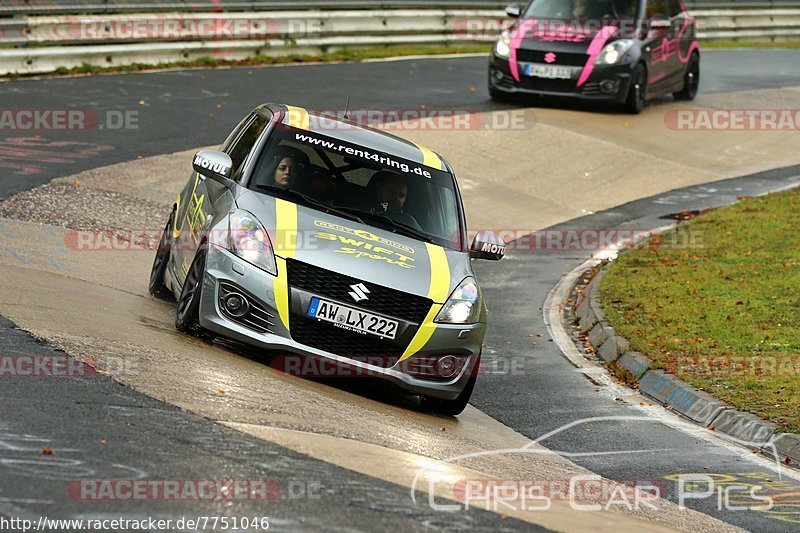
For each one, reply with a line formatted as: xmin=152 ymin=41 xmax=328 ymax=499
xmin=367 ymin=171 xmax=423 ymax=230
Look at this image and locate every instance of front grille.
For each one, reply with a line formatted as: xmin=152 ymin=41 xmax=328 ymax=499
xmin=286 ymin=259 xmax=431 ymax=324
xmin=288 ymin=316 xmax=402 ymax=367
xmin=516 ymin=49 xmax=588 ymax=67
xmin=218 ymin=281 xmax=275 ymax=334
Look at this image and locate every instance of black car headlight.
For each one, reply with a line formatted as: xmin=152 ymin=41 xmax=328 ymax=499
xmin=227 ymin=209 xmax=277 ymax=276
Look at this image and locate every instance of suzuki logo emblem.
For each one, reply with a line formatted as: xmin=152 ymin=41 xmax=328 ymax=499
xmin=348 ymin=283 xmax=370 ymax=302
xmin=544 ymin=52 xmax=557 ymax=63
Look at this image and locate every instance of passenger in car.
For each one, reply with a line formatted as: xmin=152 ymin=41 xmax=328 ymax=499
xmin=262 ymin=147 xmax=310 ymax=189
xmin=366 ymin=171 xmax=423 ymax=230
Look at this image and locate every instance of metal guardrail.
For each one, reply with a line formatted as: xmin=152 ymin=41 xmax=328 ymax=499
xmin=1 ymin=0 xmax=799 ymax=16
xmin=1 ymin=6 xmax=798 ymax=75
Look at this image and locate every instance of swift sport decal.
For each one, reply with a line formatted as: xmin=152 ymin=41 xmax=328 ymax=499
xmin=313 ymin=220 xmax=415 ymax=255
xmin=313 ymin=219 xmax=417 ymax=269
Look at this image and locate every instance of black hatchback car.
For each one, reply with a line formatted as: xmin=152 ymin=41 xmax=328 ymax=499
xmin=488 ymin=0 xmax=700 ymax=113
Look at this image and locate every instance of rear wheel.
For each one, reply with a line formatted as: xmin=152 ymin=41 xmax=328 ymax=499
xmin=175 ymin=251 xmax=215 ymax=340
xmin=148 ymin=212 xmax=174 ymax=300
xmin=673 ymin=53 xmax=700 ymax=101
xmin=624 ymin=63 xmax=647 ymax=115
xmin=420 ymin=355 xmax=479 ymax=416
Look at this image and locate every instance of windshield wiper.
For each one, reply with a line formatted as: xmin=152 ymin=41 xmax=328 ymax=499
xmin=335 ymin=207 xmax=435 ymax=244
xmin=254 ymin=185 xmax=366 ymax=225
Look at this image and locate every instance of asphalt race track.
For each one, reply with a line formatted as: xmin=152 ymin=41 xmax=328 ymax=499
xmin=1 ymin=50 xmax=800 ymax=531
xmin=2 ymin=50 xmax=800 ymax=198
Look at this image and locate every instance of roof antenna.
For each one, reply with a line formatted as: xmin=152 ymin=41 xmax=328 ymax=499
xmin=343 ymin=96 xmax=351 ymax=120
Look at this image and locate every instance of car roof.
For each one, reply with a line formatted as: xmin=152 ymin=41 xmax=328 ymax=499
xmin=260 ymin=104 xmax=450 ymax=173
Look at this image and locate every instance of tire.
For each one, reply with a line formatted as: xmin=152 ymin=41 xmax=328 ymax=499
xmin=148 ymin=212 xmax=174 ymax=300
xmin=175 ymin=251 xmax=215 ymax=340
xmin=673 ymin=53 xmax=700 ymax=101
xmin=489 ymin=82 xmax=506 ymax=102
xmin=420 ymin=355 xmax=479 ymax=416
xmin=624 ymin=63 xmax=647 ymax=115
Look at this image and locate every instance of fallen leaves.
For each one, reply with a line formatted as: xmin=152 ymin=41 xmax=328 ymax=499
xmin=41 ymin=446 xmax=55 ymax=455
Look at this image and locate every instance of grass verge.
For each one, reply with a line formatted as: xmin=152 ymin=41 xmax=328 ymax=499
xmin=702 ymin=40 xmax=800 ymax=49
xmin=600 ymin=187 xmax=800 ymax=433
xmin=10 ymin=44 xmax=491 ymax=78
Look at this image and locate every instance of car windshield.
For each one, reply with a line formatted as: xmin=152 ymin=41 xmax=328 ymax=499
xmin=524 ymin=0 xmax=640 ymax=20
xmin=248 ymin=124 xmax=463 ymax=250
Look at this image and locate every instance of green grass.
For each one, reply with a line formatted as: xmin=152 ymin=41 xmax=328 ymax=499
xmin=702 ymin=40 xmax=800 ymax=49
xmin=600 ymin=187 xmax=800 ymax=433
xmin=31 ymin=43 xmax=490 ymax=78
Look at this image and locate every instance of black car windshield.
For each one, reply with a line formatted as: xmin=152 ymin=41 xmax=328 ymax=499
xmin=248 ymin=125 xmax=463 ymax=250
xmin=524 ymin=0 xmax=640 ymax=20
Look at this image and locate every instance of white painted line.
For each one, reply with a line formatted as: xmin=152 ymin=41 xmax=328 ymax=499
xmin=362 ymin=52 xmax=488 ymax=63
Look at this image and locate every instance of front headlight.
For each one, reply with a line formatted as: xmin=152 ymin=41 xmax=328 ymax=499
xmin=435 ymin=277 xmax=481 ymax=324
xmin=494 ymin=32 xmax=511 ymax=58
xmin=227 ymin=209 xmax=277 ymax=276
xmin=595 ymin=40 xmax=635 ymax=65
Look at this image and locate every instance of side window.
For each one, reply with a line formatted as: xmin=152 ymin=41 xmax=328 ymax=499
xmin=221 ymin=113 xmax=253 ymax=152
xmin=227 ymin=115 xmax=269 ymax=178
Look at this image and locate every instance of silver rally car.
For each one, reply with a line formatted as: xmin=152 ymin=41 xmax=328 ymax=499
xmin=149 ymin=104 xmax=505 ymax=415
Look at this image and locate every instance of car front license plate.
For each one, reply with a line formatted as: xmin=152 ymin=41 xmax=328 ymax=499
xmin=307 ymin=297 xmax=398 ymax=340
xmin=525 ymin=64 xmax=573 ymax=80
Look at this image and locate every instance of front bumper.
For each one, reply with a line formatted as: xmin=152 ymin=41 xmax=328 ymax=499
xmin=198 ymin=244 xmax=485 ymax=400
xmin=489 ymin=54 xmax=634 ymax=103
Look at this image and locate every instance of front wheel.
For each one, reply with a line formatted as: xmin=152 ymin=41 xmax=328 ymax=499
xmin=673 ymin=53 xmax=700 ymax=101
xmin=624 ymin=63 xmax=647 ymax=115
xmin=175 ymin=251 xmax=215 ymax=339
xmin=149 ymin=212 xmax=174 ymax=299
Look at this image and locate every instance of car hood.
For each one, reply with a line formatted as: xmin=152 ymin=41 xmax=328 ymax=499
xmin=235 ymin=190 xmax=471 ymax=302
xmin=513 ymin=17 xmax=626 ymax=50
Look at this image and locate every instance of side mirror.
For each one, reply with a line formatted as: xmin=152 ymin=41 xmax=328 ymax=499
xmin=192 ymin=150 xmax=233 ymax=184
xmin=505 ymin=3 xmax=521 ymax=17
xmin=469 ymin=230 xmax=506 ymax=261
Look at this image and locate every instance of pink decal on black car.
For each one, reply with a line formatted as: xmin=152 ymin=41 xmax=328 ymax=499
xmin=576 ymin=25 xmax=617 ymax=87
xmin=509 ymin=19 xmax=537 ymax=82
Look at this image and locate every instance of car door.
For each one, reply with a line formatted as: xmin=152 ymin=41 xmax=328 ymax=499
xmin=642 ymin=0 xmax=674 ymax=91
xmin=661 ymin=0 xmax=689 ymax=87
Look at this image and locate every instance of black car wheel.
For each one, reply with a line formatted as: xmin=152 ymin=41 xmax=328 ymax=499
xmin=420 ymin=354 xmax=479 ymax=416
xmin=488 ymin=76 xmax=507 ymax=102
xmin=624 ymin=63 xmax=647 ymax=115
xmin=148 ymin=212 xmax=174 ymax=299
xmin=673 ymin=53 xmax=700 ymax=101
xmin=175 ymin=251 xmax=215 ymax=339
